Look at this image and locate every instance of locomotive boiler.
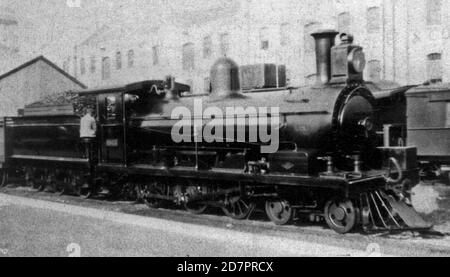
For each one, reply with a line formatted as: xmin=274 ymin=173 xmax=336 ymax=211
xmin=0 ymin=30 xmax=431 ymax=234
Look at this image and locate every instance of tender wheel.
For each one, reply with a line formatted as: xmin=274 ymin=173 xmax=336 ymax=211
xmin=56 ymin=183 xmax=66 ymax=196
xmin=144 ymin=198 xmax=165 ymax=209
xmin=37 ymin=181 xmax=47 ymax=192
xmin=74 ymin=183 xmax=92 ymax=199
xmin=184 ymin=202 xmax=208 ymax=214
xmin=52 ymin=180 xmax=66 ymax=195
xmin=1 ymin=171 xmax=8 ymax=187
xmin=324 ymin=199 xmax=357 ymax=234
xmin=265 ymin=199 xmax=294 ymax=225
xmin=24 ymin=171 xmax=35 ymax=188
xmin=222 ymin=197 xmax=255 ymax=220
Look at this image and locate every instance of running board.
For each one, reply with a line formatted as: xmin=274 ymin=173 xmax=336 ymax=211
xmin=360 ymin=190 xmax=432 ymax=232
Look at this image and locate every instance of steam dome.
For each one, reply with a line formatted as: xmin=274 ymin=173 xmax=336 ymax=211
xmin=210 ymin=57 xmax=241 ymax=98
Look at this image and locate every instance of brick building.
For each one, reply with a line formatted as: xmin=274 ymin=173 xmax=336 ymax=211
xmin=56 ymin=0 xmax=450 ymax=92
xmin=0 ymin=6 xmax=23 ymax=75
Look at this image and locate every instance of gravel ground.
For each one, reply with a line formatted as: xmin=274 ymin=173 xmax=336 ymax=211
xmin=1 ymin=183 xmax=450 ymax=256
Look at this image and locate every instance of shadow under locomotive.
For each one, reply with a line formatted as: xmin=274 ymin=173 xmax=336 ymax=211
xmin=0 ymin=30 xmax=432 ymax=234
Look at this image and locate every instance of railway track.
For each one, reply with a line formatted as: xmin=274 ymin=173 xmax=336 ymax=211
xmin=1 ymin=184 xmax=449 ymax=257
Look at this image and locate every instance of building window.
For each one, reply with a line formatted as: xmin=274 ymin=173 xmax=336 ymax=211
xmin=338 ymin=12 xmax=351 ymax=34
xmin=152 ymin=46 xmax=159 ymax=65
xmin=127 ymin=50 xmax=134 ymax=68
xmin=203 ymin=36 xmax=212 ymax=58
xmin=367 ymin=7 xmax=381 ymax=33
xmin=182 ymin=43 xmax=195 ymax=71
xmin=368 ymin=60 xmax=382 ymax=81
xmin=102 ymin=56 xmax=111 ymax=80
xmin=427 ymin=0 xmax=442 ymax=25
xmin=90 ymin=56 xmax=96 ymax=73
xmin=304 ymin=22 xmax=322 ymax=53
xmin=427 ymin=53 xmax=443 ymax=83
xmin=280 ymin=23 xmax=290 ymax=47
xmin=260 ymin=27 xmax=269 ymax=50
xmin=80 ymin=58 xmax=86 ymax=75
xmin=219 ymin=33 xmax=230 ymax=57
xmin=204 ymin=77 xmax=211 ymax=93
xmin=116 ymin=51 xmax=122 ymax=70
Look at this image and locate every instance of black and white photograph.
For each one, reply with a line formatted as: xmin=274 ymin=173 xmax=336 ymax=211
xmin=0 ymin=0 xmax=449 ymax=260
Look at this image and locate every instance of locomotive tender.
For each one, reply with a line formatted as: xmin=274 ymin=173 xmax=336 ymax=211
xmin=0 ymin=30 xmax=431 ymax=234
xmin=373 ymin=80 xmax=450 ymax=184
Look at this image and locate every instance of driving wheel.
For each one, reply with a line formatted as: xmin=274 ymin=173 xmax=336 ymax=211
xmin=222 ymin=197 xmax=255 ymax=220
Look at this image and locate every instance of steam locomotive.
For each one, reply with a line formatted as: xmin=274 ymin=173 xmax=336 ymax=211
xmin=0 ymin=30 xmax=431 ymax=234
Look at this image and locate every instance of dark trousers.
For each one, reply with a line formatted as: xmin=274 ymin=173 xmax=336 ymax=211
xmin=81 ymin=137 xmax=95 ymax=160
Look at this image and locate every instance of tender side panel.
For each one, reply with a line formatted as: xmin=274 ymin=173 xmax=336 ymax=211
xmin=407 ymin=90 xmax=450 ymax=159
xmin=0 ymin=119 xmax=4 ymax=166
xmin=6 ymin=116 xmax=84 ymax=159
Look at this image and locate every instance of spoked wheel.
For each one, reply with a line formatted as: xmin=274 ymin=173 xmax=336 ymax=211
xmin=74 ymin=183 xmax=92 ymax=199
xmin=137 ymin=183 xmax=166 ymax=209
xmin=265 ymin=199 xmax=294 ymax=226
xmin=29 ymin=179 xmax=42 ymax=191
xmin=324 ymin=199 xmax=357 ymax=234
xmin=54 ymin=182 xmax=66 ymax=196
xmin=31 ymin=172 xmax=45 ymax=191
xmin=37 ymin=180 xmax=47 ymax=192
xmin=24 ymin=170 xmax=35 ymax=188
xmin=184 ymin=201 xmax=208 ymax=214
xmin=222 ymin=196 xmax=255 ymax=220
xmin=144 ymin=198 xmax=165 ymax=209
xmin=183 ymin=185 xmax=208 ymax=214
xmin=1 ymin=170 xmax=8 ymax=187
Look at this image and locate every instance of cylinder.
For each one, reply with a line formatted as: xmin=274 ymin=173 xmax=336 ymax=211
xmin=311 ymin=30 xmax=339 ymax=85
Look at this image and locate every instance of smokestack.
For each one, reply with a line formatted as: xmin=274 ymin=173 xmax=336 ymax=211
xmin=311 ymin=30 xmax=339 ymax=85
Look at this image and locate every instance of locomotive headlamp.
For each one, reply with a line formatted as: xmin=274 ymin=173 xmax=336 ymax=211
xmin=330 ymin=34 xmax=365 ymax=84
xmin=349 ymin=48 xmax=366 ymax=73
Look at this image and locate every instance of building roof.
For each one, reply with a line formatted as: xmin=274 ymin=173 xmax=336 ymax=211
xmin=0 ymin=55 xmax=87 ymax=88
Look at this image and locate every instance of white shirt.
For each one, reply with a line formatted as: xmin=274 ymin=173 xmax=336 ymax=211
xmin=80 ymin=114 xmax=97 ymax=138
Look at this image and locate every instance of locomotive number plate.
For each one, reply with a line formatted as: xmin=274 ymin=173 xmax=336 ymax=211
xmin=106 ymin=139 xmax=119 ymax=147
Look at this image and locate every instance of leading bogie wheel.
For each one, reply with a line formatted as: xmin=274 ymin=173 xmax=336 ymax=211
xmin=265 ymin=199 xmax=294 ymax=226
xmin=324 ymin=199 xmax=357 ymax=234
